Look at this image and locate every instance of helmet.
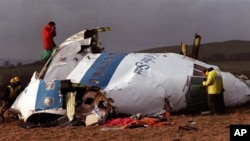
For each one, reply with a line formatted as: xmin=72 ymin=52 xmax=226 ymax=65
xmin=10 ymin=78 xmax=16 ymax=83
xmin=14 ymin=76 xmax=20 ymax=82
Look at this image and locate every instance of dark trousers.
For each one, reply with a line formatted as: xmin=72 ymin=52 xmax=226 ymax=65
xmin=0 ymin=99 xmax=15 ymax=117
xmin=208 ymin=94 xmax=225 ymax=114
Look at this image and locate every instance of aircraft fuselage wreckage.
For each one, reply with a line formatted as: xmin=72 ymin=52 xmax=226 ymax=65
xmin=11 ymin=27 xmax=250 ymax=127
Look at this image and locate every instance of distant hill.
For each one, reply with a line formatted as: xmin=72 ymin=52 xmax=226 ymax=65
xmin=0 ymin=58 xmax=38 ymax=66
xmin=1 ymin=40 xmax=249 ymax=66
xmin=138 ymin=40 xmax=250 ymax=62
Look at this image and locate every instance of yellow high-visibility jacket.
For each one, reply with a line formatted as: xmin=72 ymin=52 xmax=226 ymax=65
xmin=202 ymin=70 xmax=223 ymax=94
xmin=8 ymin=85 xmax=17 ymax=99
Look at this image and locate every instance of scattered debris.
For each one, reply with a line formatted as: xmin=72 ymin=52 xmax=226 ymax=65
xmin=201 ymin=111 xmax=211 ymax=115
xmin=75 ymin=88 xmax=115 ymax=126
xmin=100 ymin=112 xmax=174 ymax=130
xmin=178 ymin=120 xmax=198 ymax=131
xmin=178 ymin=125 xmax=198 ymax=131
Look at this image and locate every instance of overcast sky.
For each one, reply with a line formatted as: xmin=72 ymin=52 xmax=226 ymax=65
xmin=1 ymin=0 xmax=250 ymax=60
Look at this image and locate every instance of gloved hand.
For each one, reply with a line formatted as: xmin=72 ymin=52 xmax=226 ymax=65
xmin=202 ymin=81 xmax=206 ymax=86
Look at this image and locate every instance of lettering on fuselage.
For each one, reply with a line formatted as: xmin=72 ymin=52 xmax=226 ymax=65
xmin=134 ymin=54 xmax=157 ymax=74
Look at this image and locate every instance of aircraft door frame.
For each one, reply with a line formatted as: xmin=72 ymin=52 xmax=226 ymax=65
xmin=185 ymin=76 xmax=209 ymax=113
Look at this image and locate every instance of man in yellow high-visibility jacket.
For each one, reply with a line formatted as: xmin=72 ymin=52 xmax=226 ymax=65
xmin=202 ymin=67 xmax=225 ymax=114
xmin=0 ymin=78 xmax=18 ymax=122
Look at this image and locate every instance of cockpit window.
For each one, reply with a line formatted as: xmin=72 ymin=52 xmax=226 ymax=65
xmin=193 ymin=64 xmax=207 ymax=76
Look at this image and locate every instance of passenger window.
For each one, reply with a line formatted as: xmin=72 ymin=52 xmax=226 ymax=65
xmin=89 ymin=79 xmax=100 ymax=84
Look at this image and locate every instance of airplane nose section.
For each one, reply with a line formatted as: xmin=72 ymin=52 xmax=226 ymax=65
xmin=11 ymin=72 xmax=63 ymax=122
xmin=11 ymin=76 xmax=41 ymax=121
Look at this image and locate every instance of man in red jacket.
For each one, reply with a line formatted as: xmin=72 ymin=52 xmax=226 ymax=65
xmin=41 ymin=21 xmax=57 ymax=62
xmin=43 ymin=21 xmax=56 ymax=50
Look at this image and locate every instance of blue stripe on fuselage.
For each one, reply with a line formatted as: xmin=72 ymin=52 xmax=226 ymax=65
xmin=80 ymin=53 xmax=127 ymax=89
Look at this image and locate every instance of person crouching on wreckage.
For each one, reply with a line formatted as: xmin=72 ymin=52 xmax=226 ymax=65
xmin=0 ymin=78 xmax=19 ymax=122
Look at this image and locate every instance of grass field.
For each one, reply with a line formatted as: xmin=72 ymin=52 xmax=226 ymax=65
xmin=209 ymin=60 xmax=250 ymax=73
xmin=0 ymin=65 xmax=42 ymax=85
